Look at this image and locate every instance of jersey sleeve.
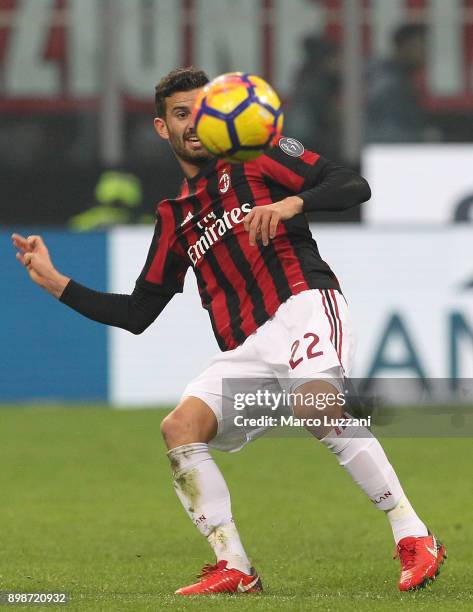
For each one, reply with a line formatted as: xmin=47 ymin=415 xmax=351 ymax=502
xmin=60 ymin=279 xmax=173 ymax=335
xmin=136 ymin=204 xmax=189 ymax=295
xmin=254 ymin=136 xmax=329 ymax=193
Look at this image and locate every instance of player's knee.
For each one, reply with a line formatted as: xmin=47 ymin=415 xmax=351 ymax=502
xmin=293 ymin=382 xmax=344 ymax=418
xmin=160 ymin=399 xmax=218 ymax=448
xmin=160 ymin=411 xmax=181 ymax=442
xmin=160 ymin=408 xmax=197 ymax=447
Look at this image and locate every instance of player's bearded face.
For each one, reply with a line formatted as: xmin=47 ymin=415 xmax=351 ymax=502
xmin=165 ymin=90 xmax=212 ymax=165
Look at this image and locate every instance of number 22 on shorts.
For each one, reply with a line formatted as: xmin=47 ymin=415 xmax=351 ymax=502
xmin=289 ymin=332 xmax=323 ymax=369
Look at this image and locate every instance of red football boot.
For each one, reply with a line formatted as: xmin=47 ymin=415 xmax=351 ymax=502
xmin=395 ymin=533 xmax=447 ymax=591
xmin=175 ymin=560 xmax=263 ymax=595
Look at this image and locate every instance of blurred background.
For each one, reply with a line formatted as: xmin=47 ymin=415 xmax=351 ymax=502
xmin=1 ymin=0 xmax=472 ymax=405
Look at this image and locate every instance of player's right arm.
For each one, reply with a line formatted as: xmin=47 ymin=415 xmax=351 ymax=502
xmin=12 ymin=234 xmax=70 ymax=297
xmin=12 ymin=220 xmax=186 ymax=335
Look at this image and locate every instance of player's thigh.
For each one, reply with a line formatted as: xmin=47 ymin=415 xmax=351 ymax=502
xmin=180 ymin=341 xmax=276 ymax=452
xmin=160 ymin=396 xmax=218 ymax=449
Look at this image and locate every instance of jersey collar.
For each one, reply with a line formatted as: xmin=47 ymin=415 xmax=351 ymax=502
xmin=185 ymin=157 xmax=218 ymax=186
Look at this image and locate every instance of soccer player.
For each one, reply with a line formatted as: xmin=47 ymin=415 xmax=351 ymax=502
xmin=12 ymin=67 xmax=446 ymax=595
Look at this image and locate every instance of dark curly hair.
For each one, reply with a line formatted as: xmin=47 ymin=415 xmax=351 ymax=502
xmin=155 ymin=67 xmax=210 ymax=117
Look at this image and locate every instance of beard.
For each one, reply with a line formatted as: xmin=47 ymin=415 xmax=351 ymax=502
xmin=168 ymin=128 xmax=213 ymax=166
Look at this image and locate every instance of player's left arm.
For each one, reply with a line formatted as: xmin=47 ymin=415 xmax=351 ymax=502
xmin=243 ymin=147 xmax=371 ymax=246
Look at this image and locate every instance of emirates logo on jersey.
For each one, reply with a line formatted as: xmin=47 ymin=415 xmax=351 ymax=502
xmin=187 ymin=202 xmax=252 ymax=266
xmin=218 ymin=168 xmax=231 ymax=194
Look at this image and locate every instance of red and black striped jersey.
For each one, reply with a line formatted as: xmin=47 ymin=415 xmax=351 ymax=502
xmin=137 ymin=139 xmax=341 ymax=351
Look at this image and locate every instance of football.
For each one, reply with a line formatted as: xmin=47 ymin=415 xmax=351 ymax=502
xmin=192 ymin=72 xmax=284 ymax=163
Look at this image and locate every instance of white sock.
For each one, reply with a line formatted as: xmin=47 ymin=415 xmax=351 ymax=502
xmin=167 ymin=443 xmax=251 ymax=573
xmin=320 ymin=421 xmax=427 ymax=543
xmin=386 ymin=495 xmax=428 ymax=544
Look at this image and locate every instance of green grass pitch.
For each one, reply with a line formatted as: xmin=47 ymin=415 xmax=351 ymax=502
xmin=0 ymin=407 xmax=472 ymax=611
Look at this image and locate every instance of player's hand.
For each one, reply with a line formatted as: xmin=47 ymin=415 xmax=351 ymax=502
xmin=243 ymin=196 xmax=303 ymax=246
xmin=12 ymin=233 xmax=70 ymax=298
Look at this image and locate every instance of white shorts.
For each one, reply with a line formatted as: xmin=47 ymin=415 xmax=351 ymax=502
xmin=181 ymin=289 xmax=355 ymax=452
